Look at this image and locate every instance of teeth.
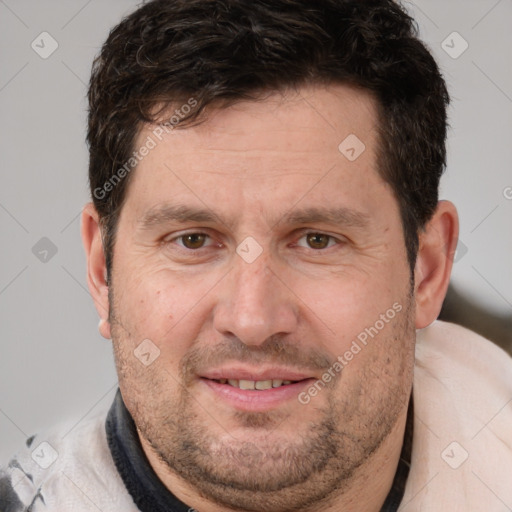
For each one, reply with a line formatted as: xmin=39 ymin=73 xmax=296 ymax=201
xmin=255 ymin=380 xmax=273 ymax=390
xmin=239 ymin=379 xmax=255 ymax=390
xmin=219 ymin=378 xmax=295 ymax=390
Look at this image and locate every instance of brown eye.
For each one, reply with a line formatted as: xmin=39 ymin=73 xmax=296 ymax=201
xmin=180 ymin=233 xmax=208 ymax=249
xmin=306 ymin=233 xmax=332 ymax=249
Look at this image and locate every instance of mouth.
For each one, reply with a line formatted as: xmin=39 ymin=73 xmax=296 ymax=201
xmin=208 ymin=378 xmax=300 ymax=390
xmin=199 ymin=370 xmax=316 ymax=412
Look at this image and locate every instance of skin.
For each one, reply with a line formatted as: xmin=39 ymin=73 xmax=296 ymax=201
xmin=83 ymin=83 xmax=458 ymax=512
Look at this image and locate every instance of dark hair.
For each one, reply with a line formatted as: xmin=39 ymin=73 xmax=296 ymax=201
xmin=87 ymin=0 xmax=449 ymax=279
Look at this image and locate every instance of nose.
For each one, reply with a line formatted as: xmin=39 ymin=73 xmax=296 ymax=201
xmin=213 ymin=254 xmax=298 ymax=346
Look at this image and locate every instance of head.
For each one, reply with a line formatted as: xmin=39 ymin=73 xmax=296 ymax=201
xmin=83 ymin=1 xmax=458 ymax=511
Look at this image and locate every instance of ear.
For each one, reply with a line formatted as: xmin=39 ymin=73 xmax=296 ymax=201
xmin=81 ymin=203 xmax=111 ymax=339
xmin=414 ymin=200 xmax=459 ymax=329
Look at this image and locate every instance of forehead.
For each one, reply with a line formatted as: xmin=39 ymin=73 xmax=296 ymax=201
xmin=124 ymin=83 xmax=390 ymax=224
xmin=144 ymin=83 xmax=378 ymax=160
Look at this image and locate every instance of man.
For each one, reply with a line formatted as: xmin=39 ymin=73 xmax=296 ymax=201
xmin=1 ymin=0 xmax=511 ymax=510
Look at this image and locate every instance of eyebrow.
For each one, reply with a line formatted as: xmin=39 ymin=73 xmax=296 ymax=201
xmin=137 ymin=204 xmax=223 ymax=230
xmin=137 ymin=204 xmax=370 ymax=231
xmin=281 ymin=206 xmax=370 ymax=229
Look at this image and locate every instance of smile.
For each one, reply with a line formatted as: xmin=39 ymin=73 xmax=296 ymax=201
xmin=200 ymin=375 xmax=315 ymax=412
xmin=213 ymin=378 xmax=297 ymax=390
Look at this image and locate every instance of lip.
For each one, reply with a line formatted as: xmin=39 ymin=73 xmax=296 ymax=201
xmin=200 ymin=375 xmax=316 ymax=412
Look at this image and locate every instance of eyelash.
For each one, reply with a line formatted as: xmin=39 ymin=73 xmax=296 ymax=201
xmin=167 ymin=231 xmax=342 ymax=251
xmin=294 ymin=232 xmax=340 ymax=250
xmin=173 ymin=232 xmax=218 ymax=250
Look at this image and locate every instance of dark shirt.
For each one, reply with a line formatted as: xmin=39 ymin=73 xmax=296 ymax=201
xmin=106 ymin=389 xmax=413 ymax=512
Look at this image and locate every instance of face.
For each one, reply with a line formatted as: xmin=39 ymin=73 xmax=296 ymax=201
xmin=108 ymin=84 xmax=415 ymax=511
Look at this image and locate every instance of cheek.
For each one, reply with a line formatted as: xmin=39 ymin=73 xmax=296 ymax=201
xmin=110 ymin=271 xmax=206 ymax=403
xmin=293 ymin=264 xmax=404 ymax=336
xmin=111 ymin=264 xmax=219 ymax=354
xmin=290 ymin=262 xmax=411 ymax=384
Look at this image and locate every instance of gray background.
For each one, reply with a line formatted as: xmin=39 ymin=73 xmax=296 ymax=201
xmin=1 ymin=0 xmax=511 ymax=460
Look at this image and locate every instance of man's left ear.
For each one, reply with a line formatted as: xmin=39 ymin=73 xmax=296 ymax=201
xmin=414 ymin=200 xmax=459 ymax=329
